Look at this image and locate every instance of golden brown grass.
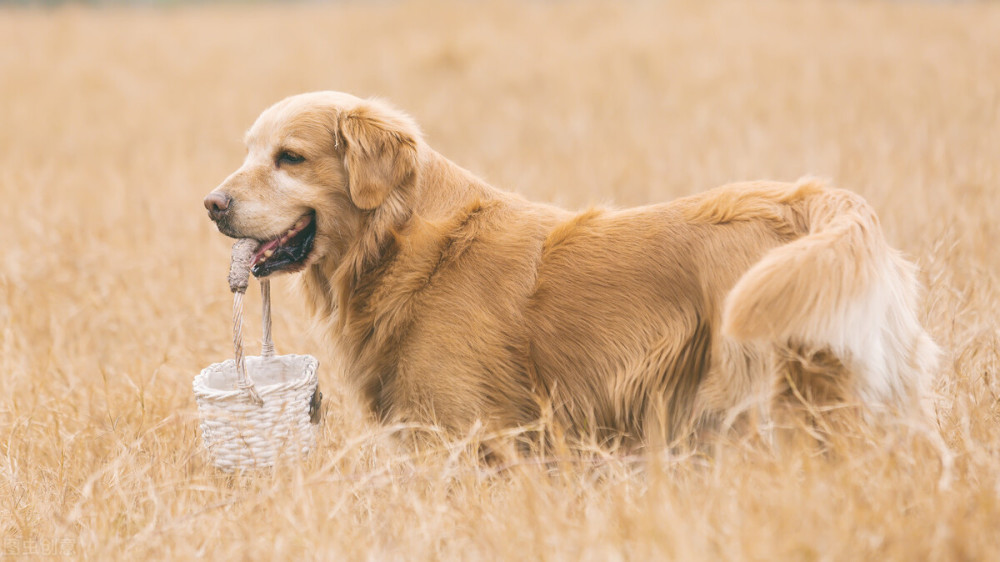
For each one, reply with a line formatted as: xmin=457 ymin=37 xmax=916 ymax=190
xmin=2 ymin=1 xmax=999 ymax=559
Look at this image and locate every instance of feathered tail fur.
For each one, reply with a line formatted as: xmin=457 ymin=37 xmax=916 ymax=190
xmin=721 ymin=180 xmax=939 ymax=415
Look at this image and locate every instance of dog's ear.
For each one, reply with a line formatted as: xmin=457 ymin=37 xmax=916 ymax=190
xmin=338 ymin=104 xmax=419 ymax=210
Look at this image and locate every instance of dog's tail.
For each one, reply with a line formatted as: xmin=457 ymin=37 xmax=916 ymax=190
xmin=721 ymin=179 xmax=938 ymax=412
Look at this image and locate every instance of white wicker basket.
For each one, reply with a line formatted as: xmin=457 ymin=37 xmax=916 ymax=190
xmin=194 ymin=277 xmax=321 ymax=471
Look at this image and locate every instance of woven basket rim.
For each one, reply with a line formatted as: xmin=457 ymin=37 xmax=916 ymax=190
xmin=194 ymin=354 xmax=318 ymax=401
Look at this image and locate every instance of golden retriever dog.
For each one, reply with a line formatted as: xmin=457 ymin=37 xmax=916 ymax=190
xmin=204 ymin=91 xmax=939 ymax=449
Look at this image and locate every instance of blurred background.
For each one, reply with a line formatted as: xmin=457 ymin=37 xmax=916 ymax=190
xmin=1 ymin=1 xmax=999 ymax=559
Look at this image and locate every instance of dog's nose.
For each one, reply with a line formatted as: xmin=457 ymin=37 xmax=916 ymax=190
xmin=204 ymin=192 xmax=232 ymax=220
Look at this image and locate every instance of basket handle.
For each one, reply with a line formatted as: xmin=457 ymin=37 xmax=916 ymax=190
xmin=228 ymin=239 xmax=264 ymax=406
xmin=231 ymin=291 xmax=263 ymax=405
xmin=260 ymin=278 xmax=276 ymax=359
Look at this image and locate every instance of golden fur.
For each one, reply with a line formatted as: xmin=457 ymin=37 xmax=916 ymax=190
xmin=207 ymin=91 xmax=939 ymax=448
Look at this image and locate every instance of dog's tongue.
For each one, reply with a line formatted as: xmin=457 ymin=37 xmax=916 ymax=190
xmin=251 ymin=239 xmax=282 ymax=265
xmin=249 ymin=214 xmax=316 ymax=278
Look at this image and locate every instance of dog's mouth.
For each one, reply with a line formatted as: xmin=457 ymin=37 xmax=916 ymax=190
xmin=250 ymin=212 xmax=317 ymax=277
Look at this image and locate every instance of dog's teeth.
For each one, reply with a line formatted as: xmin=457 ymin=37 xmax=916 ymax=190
xmin=264 ymin=249 xmax=274 ymax=258
xmin=295 ymin=218 xmax=308 ymax=230
xmin=280 ymin=235 xmax=290 ymax=244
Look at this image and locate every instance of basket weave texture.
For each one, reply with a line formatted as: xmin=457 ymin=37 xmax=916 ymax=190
xmin=194 ymin=354 xmax=319 ymax=471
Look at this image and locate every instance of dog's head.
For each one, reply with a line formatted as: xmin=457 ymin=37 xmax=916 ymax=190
xmin=204 ymin=91 xmax=420 ymax=277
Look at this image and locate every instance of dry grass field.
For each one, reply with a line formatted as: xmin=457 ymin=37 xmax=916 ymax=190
xmin=2 ymin=1 xmax=999 ymax=559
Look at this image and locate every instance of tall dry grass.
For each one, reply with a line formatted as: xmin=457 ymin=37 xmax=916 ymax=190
xmin=1 ymin=1 xmax=999 ymax=559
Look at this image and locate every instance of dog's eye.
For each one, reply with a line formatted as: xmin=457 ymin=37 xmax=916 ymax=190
xmin=277 ymin=150 xmax=305 ymax=166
